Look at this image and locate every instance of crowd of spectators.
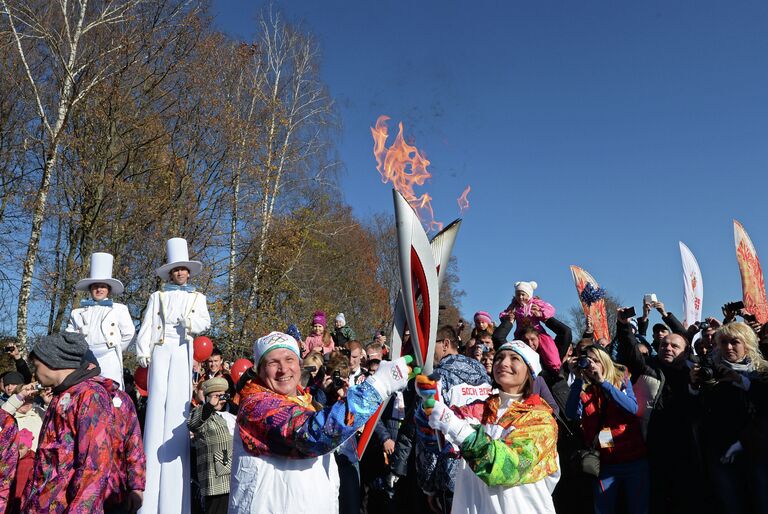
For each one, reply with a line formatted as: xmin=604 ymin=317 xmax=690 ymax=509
xmin=1 ymin=293 xmax=767 ymax=514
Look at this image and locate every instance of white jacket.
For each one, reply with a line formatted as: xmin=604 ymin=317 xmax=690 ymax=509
xmin=228 ymin=430 xmax=340 ymax=514
xmin=66 ymin=302 xmax=134 ymax=351
xmin=135 ymin=289 xmax=210 ymax=358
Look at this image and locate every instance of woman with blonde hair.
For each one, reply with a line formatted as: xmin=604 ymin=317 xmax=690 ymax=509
xmin=691 ymin=322 xmax=768 ymax=513
xmin=565 ymin=345 xmax=647 ymax=514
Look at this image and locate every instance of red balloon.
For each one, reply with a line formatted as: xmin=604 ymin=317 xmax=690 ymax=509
xmin=134 ymin=366 xmax=148 ymax=393
xmin=231 ymin=358 xmax=253 ymax=384
xmin=193 ymin=336 xmax=214 ymax=362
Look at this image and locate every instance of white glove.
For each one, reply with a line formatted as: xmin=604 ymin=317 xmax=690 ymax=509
xmin=428 ymin=399 xmax=474 ymax=446
xmin=366 ymin=356 xmax=414 ymax=398
xmin=137 ymin=356 xmax=151 ymax=368
xmin=721 ymin=440 xmax=744 ymax=464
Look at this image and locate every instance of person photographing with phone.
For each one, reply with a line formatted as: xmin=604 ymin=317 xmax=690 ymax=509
xmin=565 ymin=343 xmax=647 ymax=514
xmin=188 ymin=377 xmax=236 ymax=514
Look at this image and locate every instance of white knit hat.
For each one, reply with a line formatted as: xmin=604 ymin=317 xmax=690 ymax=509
xmin=253 ymin=331 xmax=301 ymax=365
xmin=497 ymin=340 xmax=542 ymax=377
xmin=515 ymin=281 xmax=538 ymax=299
xmin=335 ymin=313 xmax=346 ymax=325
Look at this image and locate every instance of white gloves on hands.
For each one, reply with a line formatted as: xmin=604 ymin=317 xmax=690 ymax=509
xmin=721 ymin=440 xmax=744 ymax=464
xmin=427 ymin=399 xmax=474 ymax=446
xmin=137 ymin=356 xmax=151 ymax=368
xmin=367 ymin=356 xmax=415 ymax=398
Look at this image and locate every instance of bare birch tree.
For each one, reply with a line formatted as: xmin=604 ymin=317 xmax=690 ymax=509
xmin=0 ymin=0 xmax=197 ymax=345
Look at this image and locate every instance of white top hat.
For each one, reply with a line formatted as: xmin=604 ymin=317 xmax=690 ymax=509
xmin=75 ymin=252 xmax=124 ymax=296
xmin=155 ymin=237 xmax=203 ymax=279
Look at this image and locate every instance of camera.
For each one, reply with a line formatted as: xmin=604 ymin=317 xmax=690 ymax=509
xmin=578 ymin=357 xmax=591 ymax=369
xmin=699 ymin=321 xmax=710 ymax=331
xmin=4 ymin=346 xmax=14 ymax=353
xmin=695 ymin=353 xmax=718 ymax=384
xmin=331 ymin=370 xmax=345 ymax=390
xmin=218 ymin=393 xmax=231 ymax=402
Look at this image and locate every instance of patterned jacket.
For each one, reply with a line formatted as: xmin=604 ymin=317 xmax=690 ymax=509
xmin=237 ymin=378 xmax=382 ymax=458
xmin=23 ymin=368 xmax=116 ymax=514
xmin=0 ymin=409 xmax=18 ymax=512
xmin=104 ymin=382 xmax=146 ymax=505
xmin=415 ymin=354 xmax=491 ymax=494
xmin=188 ymin=403 xmax=234 ymax=496
xmin=449 ymin=393 xmax=560 ymax=513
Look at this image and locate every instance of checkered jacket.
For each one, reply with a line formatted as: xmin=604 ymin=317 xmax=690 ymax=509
xmin=188 ymin=404 xmax=233 ymax=496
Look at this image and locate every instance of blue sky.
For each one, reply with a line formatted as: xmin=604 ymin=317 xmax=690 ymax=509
xmin=213 ymin=1 xmax=768 ymax=327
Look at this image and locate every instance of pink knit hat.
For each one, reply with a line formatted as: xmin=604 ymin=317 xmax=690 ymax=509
xmin=474 ymin=311 xmax=493 ymax=326
xmin=312 ymin=310 xmax=327 ymax=326
xmin=18 ymin=428 xmax=33 ymax=448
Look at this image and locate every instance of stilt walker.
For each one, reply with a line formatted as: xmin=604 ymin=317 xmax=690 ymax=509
xmin=136 ymin=238 xmax=211 ymax=514
xmin=66 ymin=252 xmax=134 ymax=388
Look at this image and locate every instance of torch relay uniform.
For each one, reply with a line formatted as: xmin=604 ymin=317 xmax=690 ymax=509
xmin=228 ymin=332 xmax=411 ymax=514
xmin=421 ymin=341 xmax=561 ymax=514
xmin=0 ymin=409 xmax=18 ymax=513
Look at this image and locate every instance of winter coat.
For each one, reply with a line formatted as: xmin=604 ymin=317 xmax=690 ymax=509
xmin=22 ymin=367 xmax=116 ymax=513
xmin=304 ymin=333 xmax=334 ymax=355
xmin=566 ymin=376 xmax=645 ymax=465
xmin=0 ymin=409 xmax=18 ymax=513
xmin=228 ymin=378 xmax=384 ymax=513
xmin=188 ymin=403 xmax=234 ymax=496
xmin=415 ymin=354 xmax=492 ymax=495
xmin=1 ymin=395 xmax=45 ymax=450
xmin=332 ymin=325 xmax=357 ymax=347
xmin=450 ymin=393 xmax=560 ymax=514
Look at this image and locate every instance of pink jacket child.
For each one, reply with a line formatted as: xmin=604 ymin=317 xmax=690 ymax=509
xmin=303 ymin=311 xmax=335 ymax=356
xmin=509 ymin=281 xmax=561 ymax=373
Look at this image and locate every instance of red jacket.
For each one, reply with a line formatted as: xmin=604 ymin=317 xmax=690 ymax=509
xmin=580 ymin=380 xmax=646 ymax=465
xmin=0 ymin=409 xmax=18 ymax=512
xmin=22 ymin=369 xmax=116 ymax=514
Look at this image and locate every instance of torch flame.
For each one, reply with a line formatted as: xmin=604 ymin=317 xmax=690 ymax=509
xmin=457 ymin=186 xmax=470 ymax=215
xmin=372 ymin=115 xmax=443 ymax=232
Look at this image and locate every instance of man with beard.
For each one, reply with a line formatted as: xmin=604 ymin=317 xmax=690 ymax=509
xmin=616 ymin=308 xmax=706 ymax=514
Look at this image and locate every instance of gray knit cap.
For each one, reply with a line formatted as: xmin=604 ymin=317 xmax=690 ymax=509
xmin=31 ymin=332 xmax=88 ymax=370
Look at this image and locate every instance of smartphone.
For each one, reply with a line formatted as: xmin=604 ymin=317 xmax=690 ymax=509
xmin=726 ymin=301 xmax=745 ymax=311
xmin=643 ymin=294 xmax=657 ymax=305
xmin=621 ymin=306 xmax=637 ymax=319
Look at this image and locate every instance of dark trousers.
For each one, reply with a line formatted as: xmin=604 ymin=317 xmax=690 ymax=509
xmin=336 ymin=453 xmax=361 ymax=514
xmin=205 ymin=493 xmax=229 ymax=514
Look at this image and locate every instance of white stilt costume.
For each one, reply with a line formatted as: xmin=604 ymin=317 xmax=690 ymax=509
xmin=136 ymin=238 xmax=211 ymax=514
xmin=66 ymin=252 xmax=134 ymax=388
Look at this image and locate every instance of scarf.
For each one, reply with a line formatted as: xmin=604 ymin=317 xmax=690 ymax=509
xmin=80 ymin=299 xmax=113 ymax=307
xmin=162 ymin=283 xmax=196 ymax=292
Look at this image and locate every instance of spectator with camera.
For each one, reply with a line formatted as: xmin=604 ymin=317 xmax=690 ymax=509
xmin=615 ymin=307 xmax=705 ymax=514
xmin=188 ymin=377 xmax=235 ymax=514
xmin=637 ymin=298 xmax=687 ymax=351
xmin=565 ymin=343 xmax=647 ymax=514
xmin=1 ymin=337 xmax=32 ymax=384
xmin=690 ymin=321 xmax=768 ymax=514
